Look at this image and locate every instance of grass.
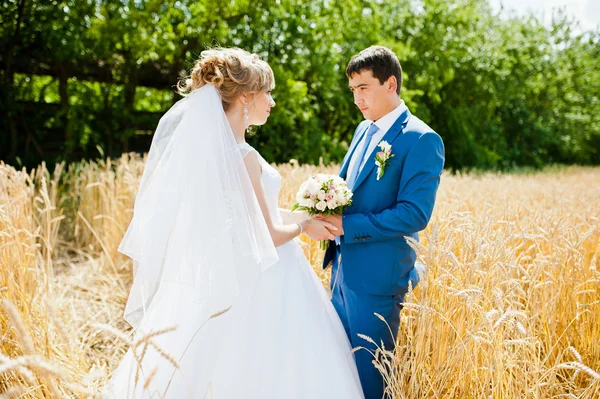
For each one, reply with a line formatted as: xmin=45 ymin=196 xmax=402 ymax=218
xmin=1 ymin=156 xmax=599 ymax=398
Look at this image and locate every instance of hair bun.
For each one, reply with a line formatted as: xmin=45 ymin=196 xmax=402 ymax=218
xmin=177 ymin=47 xmax=274 ymax=112
xmin=196 ymin=57 xmax=225 ymax=88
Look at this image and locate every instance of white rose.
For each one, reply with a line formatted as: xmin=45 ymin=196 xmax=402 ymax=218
xmin=315 ymin=201 xmax=327 ymax=211
xmin=379 ymin=141 xmax=391 ymax=153
xmin=315 ymin=173 xmax=327 ymax=183
xmin=296 ymin=182 xmax=310 ymax=200
xmin=333 ymin=176 xmax=345 ymax=185
xmin=300 ymin=197 xmax=315 ymax=208
xmin=340 ymin=192 xmax=352 ymax=205
xmin=307 ymin=179 xmax=321 ymax=193
xmin=326 ymin=199 xmax=337 ymax=209
xmin=317 ymin=190 xmax=326 ymax=201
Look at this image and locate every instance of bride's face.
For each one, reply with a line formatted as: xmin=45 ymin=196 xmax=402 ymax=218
xmin=248 ymin=90 xmax=276 ymax=126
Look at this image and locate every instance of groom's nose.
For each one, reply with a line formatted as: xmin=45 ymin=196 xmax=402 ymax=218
xmin=353 ymin=92 xmax=363 ymax=105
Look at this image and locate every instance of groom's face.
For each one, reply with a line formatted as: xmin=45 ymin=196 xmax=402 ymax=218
xmin=348 ymin=69 xmax=395 ymax=122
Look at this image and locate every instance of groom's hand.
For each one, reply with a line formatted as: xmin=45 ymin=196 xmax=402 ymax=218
xmin=303 ymin=219 xmax=337 ymax=241
xmin=314 ymin=214 xmax=344 ymax=236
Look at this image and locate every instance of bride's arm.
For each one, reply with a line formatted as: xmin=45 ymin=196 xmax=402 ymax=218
xmin=279 ymin=208 xmax=309 ymax=224
xmin=243 ymin=152 xmax=336 ymax=247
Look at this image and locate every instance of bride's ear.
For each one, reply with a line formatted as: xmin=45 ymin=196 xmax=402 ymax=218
xmin=239 ymin=93 xmax=249 ymax=106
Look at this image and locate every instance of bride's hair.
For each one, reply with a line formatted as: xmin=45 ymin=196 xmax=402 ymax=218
xmin=177 ymin=47 xmax=274 ymax=111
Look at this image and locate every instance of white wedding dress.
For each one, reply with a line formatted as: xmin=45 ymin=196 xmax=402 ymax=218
xmin=103 ymin=141 xmax=364 ymax=398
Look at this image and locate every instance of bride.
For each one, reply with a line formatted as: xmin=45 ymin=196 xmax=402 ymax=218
xmin=103 ymin=47 xmax=364 ymax=398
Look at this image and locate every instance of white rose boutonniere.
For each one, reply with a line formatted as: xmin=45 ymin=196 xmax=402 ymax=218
xmin=375 ymin=141 xmax=394 ymax=180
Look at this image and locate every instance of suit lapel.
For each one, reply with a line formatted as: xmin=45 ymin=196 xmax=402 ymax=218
xmin=352 ymin=109 xmax=412 ymax=191
xmin=339 ymin=122 xmax=370 ymax=179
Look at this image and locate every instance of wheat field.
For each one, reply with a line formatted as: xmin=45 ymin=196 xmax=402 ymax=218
xmin=1 ymin=155 xmax=599 ymax=398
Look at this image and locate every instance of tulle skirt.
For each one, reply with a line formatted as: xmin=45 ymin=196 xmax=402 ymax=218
xmin=103 ymin=239 xmax=364 ymax=398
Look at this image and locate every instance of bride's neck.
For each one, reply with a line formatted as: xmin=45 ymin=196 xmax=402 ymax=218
xmin=226 ymin=106 xmax=246 ymax=144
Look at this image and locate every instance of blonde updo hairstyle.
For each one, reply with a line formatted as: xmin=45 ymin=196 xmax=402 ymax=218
xmin=178 ymin=47 xmax=274 ymax=112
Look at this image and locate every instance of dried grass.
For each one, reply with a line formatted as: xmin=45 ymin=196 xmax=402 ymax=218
xmin=1 ymin=158 xmax=599 ymax=398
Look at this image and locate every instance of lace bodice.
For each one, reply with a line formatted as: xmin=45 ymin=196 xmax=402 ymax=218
xmin=238 ymin=142 xmax=283 ymax=224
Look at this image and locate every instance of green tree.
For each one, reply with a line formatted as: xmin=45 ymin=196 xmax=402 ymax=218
xmin=1 ymin=0 xmax=598 ymax=169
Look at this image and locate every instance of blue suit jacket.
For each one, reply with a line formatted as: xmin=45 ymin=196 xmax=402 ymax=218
xmin=323 ymin=108 xmax=445 ymax=295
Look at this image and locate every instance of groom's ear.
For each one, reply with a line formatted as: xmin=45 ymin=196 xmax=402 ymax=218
xmin=386 ymin=76 xmax=398 ymax=93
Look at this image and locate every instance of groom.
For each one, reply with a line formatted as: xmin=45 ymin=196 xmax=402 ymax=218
xmin=318 ymin=46 xmax=445 ymax=398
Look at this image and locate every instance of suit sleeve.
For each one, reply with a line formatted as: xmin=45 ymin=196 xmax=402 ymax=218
xmin=342 ymin=132 xmax=445 ymax=243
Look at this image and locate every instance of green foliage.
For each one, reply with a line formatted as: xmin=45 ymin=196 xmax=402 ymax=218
xmin=1 ymin=0 xmax=599 ymax=169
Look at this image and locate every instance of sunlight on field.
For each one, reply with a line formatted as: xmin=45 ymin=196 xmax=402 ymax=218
xmin=1 ymin=156 xmax=599 ymax=398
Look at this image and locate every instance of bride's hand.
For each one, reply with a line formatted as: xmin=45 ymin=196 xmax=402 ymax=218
xmin=302 ymin=219 xmax=337 ymax=241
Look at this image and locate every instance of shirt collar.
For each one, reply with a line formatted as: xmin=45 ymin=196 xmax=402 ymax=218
xmin=370 ymin=101 xmax=408 ymax=133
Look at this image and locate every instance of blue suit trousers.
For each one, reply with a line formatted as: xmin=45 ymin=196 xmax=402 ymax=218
xmin=330 ymin=253 xmax=403 ymax=399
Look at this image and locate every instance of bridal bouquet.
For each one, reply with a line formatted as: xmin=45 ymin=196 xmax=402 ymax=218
xmin=292 ymin=174 xmax=353 ymax=250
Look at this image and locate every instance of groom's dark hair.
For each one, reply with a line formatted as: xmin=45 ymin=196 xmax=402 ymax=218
xmin=346 ymin=46 xmax=402 ymax=95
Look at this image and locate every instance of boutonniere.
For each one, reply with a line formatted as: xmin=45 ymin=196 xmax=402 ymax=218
xmin=375 ymin=141 xmax=394 ymax=180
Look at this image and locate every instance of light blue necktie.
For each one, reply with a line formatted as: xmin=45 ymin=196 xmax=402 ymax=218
xmin=336 ymin=123 xmax=379 ymax=247
xmin=346 ymin=123 xmax=379 ymax=190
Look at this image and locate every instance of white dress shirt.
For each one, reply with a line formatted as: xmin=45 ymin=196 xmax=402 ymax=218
xmin=346 ymin=101 xmax=408 ymax=178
